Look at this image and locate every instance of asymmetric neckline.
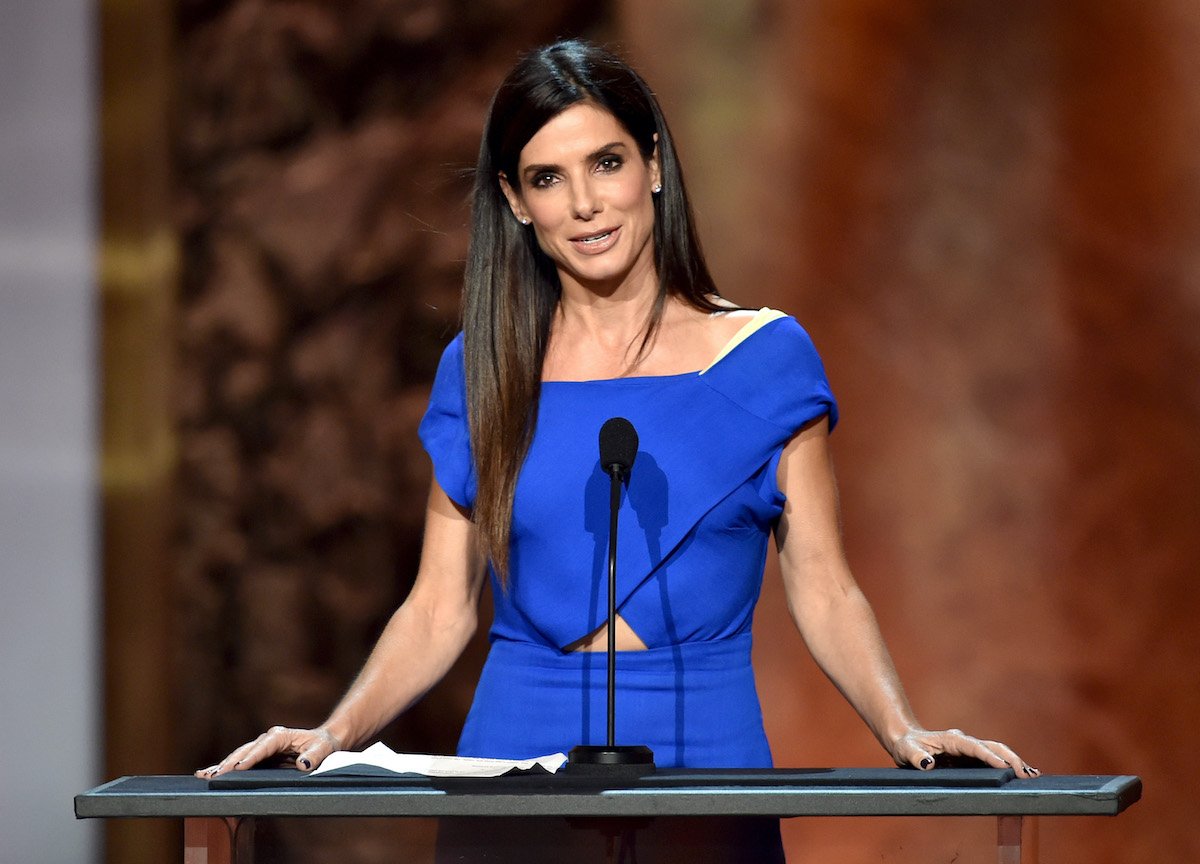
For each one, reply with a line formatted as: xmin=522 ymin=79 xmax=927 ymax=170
xmin=541 ymin=307 xmax=784 ymax=385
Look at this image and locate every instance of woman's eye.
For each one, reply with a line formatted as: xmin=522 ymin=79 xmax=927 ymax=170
xmin=531 ymin=173 xmax=557 ymax=189
xmin=596 ymin=155 xmax=624 ymax=173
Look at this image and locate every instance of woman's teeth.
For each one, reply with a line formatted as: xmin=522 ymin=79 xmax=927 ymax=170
xmin=581 ymin=231 xmax=612 ymax=244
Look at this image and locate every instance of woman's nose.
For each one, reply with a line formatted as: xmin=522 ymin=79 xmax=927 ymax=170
xmin=570 ymin=179 xmax=601 ymax=219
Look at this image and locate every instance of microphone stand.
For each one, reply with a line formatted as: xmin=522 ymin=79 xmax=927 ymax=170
xmin=604 ymin=463 xmax=622 ymax=749
xmin=567 ymin=460 xmax=655 ymax=776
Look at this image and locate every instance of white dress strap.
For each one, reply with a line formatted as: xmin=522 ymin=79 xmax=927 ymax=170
xmin=700 ymin=308 xmax=787 ymax=374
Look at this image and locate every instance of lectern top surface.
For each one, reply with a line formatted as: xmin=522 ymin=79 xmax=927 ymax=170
xmin=75 ymin=768 xmax=1141 ymax=820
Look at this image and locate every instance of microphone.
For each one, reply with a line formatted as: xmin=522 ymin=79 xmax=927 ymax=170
xmin=599 ymin=417 xmax=638 ymax=477
xmin=567 ymin=417 xmax=655 ymax=776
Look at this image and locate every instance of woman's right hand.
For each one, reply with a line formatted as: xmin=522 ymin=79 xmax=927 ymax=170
xmin=195 ymin=725 xmax=343 ymax=778
xmin=196 ymin=481 xmax=482 ymax=782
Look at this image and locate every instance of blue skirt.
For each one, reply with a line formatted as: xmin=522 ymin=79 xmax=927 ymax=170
xmin=442 ymin=633 xmax=785 ymax=862
xmin=457 ymin=633 xmax=773 ymax=769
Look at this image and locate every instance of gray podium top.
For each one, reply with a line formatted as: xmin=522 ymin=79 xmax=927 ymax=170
xmin=76 ymin=768 xmax=1141 ymax=820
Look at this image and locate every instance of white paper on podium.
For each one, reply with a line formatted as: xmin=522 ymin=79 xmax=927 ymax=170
xmin=309 ymin=741 xmax=568 ymax=778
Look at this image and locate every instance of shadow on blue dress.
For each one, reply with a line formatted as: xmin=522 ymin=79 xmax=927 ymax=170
xmin=581 ymin=451 xmax=687 ymax=767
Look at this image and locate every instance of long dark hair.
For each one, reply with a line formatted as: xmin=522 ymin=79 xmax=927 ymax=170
xmin=464 ymin=39 xmax=726 ymax=582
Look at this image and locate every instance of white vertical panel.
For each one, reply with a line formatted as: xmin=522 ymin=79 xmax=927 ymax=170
xmin=0 ymin=1 xmax=99 ymax=862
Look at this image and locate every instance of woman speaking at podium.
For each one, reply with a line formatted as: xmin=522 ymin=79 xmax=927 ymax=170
xmin=199 ymin=39 xmax=1035 ymax=860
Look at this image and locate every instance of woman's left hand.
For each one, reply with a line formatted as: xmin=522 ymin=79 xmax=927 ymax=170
xmin=890 ymin=727 xmax=1040 ymax=777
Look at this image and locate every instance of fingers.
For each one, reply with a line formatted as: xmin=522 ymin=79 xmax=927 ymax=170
xmin=294 ymin=729 xmax=343 ymax=772
xmin=893 ymin=737 xmax=935 ymax=771
xmin=940 ymin=733 xmax=1041 ymax=778
xmin=977 ymin=738 xmax=1040 ymax=778
xmin=195 ymin=726 xmax=311 ymax=779
xmin=893 ymin=729 xmax=1040 ymax=777
xmin=890 ymin=729 xmax=937 ymax=771
xmin=937 ymin=728 xmax=1007 ymax=767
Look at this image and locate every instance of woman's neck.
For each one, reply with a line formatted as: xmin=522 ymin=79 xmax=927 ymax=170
xmin=556 ymin=290 xmax=656 ymax=348
xmin=542 ymin=292 xmax=748 ymax=382
xmin=545 ymin=285 xmax=667 ymax=380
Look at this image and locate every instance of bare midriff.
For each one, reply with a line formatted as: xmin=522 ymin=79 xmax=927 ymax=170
xmin=564 ymin=614 xmax=649 ymax=652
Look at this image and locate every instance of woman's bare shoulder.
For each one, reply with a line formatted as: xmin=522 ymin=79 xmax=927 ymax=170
xmin=651 ymin=299 xmax=762 ymax=371
xmin=704 ymin=300 xmax=782 ymax=341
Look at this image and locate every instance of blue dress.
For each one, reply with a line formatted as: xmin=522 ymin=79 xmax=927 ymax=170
xmin=418 ymin=314 xmax=837 ymax=770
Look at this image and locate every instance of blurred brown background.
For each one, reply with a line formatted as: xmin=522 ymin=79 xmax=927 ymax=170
xmin=100 ymin=0 xmax=1199 ymax=861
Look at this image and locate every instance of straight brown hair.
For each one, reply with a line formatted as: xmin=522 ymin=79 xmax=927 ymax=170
xmin=464 ymin=40 xmax=726 ymax=584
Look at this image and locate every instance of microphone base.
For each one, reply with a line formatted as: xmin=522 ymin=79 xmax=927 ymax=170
xmin=565 ymin=745 xmax=656 ymax=777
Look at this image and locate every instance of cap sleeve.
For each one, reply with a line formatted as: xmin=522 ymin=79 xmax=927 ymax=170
xmin=700 ymin=314 xmax=838 ymax=433
xmin=418 ymin=333 xmax=476 ymax=508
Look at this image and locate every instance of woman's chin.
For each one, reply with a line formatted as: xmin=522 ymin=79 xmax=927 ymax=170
xmin=557 ymin=252 xmax=658 ymax=297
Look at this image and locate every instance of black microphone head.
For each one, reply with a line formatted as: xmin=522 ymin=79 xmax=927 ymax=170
xmin=599 ymin=417 xmax=638 ymax=475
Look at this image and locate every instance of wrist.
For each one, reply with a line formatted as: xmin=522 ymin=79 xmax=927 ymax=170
xmin=319 ymin=719 xmax=352 ymax=752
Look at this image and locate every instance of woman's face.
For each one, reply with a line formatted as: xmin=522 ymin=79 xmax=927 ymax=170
xmin=500 ymin=102 xmax=661 ymax=295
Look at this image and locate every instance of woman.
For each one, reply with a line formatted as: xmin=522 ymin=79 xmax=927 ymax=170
xmin=199 ymin=38 xmax=1035 ymax=860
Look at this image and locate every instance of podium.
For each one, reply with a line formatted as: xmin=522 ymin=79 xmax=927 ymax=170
xmin=75 ymin=768 xmax=1140 ymax=863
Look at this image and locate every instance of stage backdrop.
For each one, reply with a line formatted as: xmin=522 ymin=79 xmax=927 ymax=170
xmin=101 ymin=1 xmax=1199 ymax=862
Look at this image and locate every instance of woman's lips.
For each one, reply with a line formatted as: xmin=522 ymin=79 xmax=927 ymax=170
xmin=569 ymin=225 xmax=620 ymax=255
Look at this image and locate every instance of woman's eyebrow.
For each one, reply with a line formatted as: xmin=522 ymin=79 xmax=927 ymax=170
xmin=522 ymin=141 xmax=629 ymax=180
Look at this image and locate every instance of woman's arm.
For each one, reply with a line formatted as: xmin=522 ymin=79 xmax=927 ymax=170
xmin=774 ymin=417 xmax=1038 ymax=777
xmin=197 ymin=478 xmax=486 ymax=777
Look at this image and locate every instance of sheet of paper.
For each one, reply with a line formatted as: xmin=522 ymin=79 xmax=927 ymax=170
xmin=310 ymin=741 xmax=567 ymax=778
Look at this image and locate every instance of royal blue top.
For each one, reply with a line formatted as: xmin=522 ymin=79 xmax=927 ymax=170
xmin=419 ymin=314 xmax=835 ymax=766
xmin=418 ymin=314 xmax=838 ymax=654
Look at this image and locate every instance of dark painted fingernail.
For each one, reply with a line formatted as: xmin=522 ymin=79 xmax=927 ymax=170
xmin=299 ymin=758 xmax=311 ymax=770
xmin=919 ymin=758 xmax=933 ymax=769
